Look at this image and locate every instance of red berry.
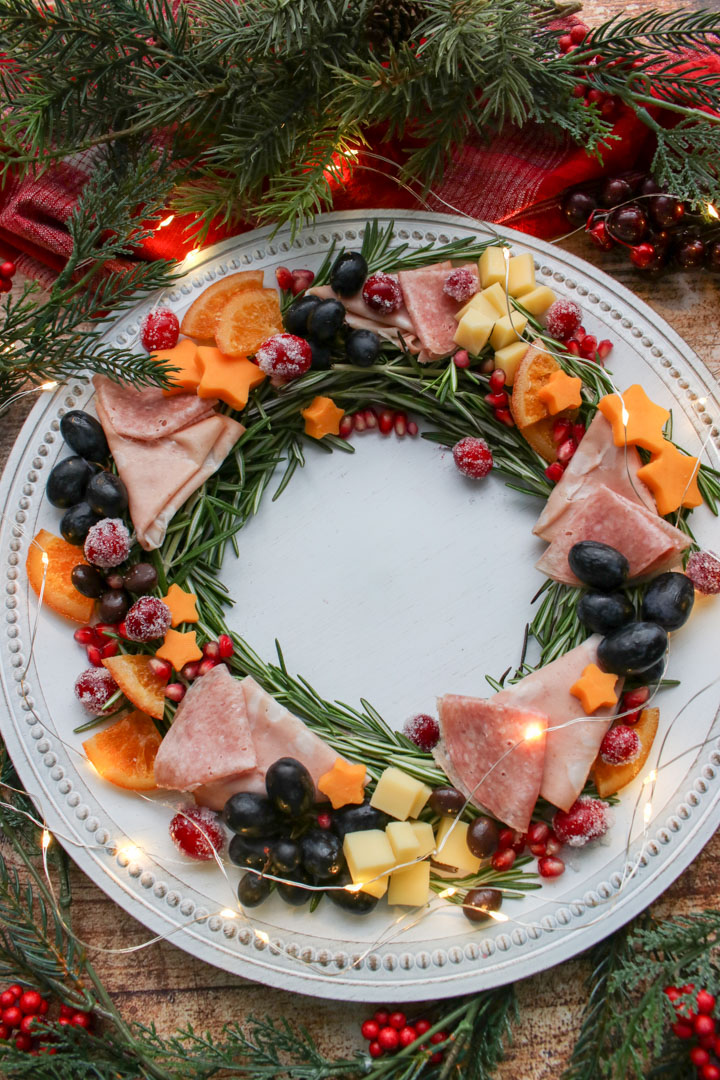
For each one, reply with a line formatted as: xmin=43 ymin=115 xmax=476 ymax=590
xmin=141 ymin=308 xmax=179 ymax=352
xmin=378 ymin=408 xmax=395 ymax=435
xmin=18 ymin=991 xmax=42 ymax=1016
xmin=691 ymin=1047 xmax=711 ymax=1067
xmin=14 ymin=1033 xmax=32 ymax=1052
xmin=695 ymin=1014 xmax=716 ymax=1037
xmin=0 ymin=991 xmax=16 ymax=1009
xmin=361 ymin=1019 xmax=379 ymax=1040
xmin=2 ymin=1006 xmax=21 ymax=1028
xmin=316 ymin=812 xmax=332 ymax=830
xmin=275 ymin=266 xmax=293 ymax=290
xmin=597 ymin=339 xmax=613 ymax=360
xmin=452 ymin=436 xmax=493 ymax=479
xmin=572 ymin=83 xmax=585 ymax=98
xmin=403 ymin=714 xmax=439 ymax=751
xmin=124 ymin=596 xmax=172 ymax=642
xmin=599 ymin=725 xmax=641 ymax=765
xmin=570 ymin=23 xmax=587 ymax=43
xmin=430 ymin=1052 xmax=444 ymax=1064
xmin=59 ymin=1005 xmax=75 ymax=1018
xmin=698 ymin=990 xmax=716 ymax=1014
xmin=290 ymin=268 xmax=315 ymax=295
xmin=169 ymin=806 xmax=225 ymax=860
xmin=528 ymin=822 xmax=550 ymax=845
xmin=588 ymin=221 xmax=614 ymax=251
xmin=0 ymin=1024 xmax=7 ymax=1040
xmin=443 ymin=268 xmax=477 ymax=303
xmin=714 ymin=1035 xmax=720 ymax=1056
xmin=630 ymin=243 xmax=656 ymax=269
xmin=362 ymin=272 xmax=403 ymax=315
xmin=70 ymin=1011 xmax=92 ymax=1029
xmin=430 ymin=1031 xmax=447 ymax=1045
xmin=553 ymin=796 xmax=611 ymax=847
xmin=545 ymin=299 xmax=582 ymax=341
xmin=218 ymin=634 xmax=234 ymax=659
xmin=545 ymin=462 xmax=565 ymax=485
xmin=0 ymin=278 xmax=11 ymax=293
xmin=19 ymin=1015 xmax=36 ymax=1035
xmin=368 ymin=1040 xmax=383 ymax=1058
xmin=38 ymin=1000 xmax=48 ymax=1015
xmin=538 ymin=855 xmax=565 ymax=878
xmin=556 ymin=437 xmax=578 ymax=465
xmin=558 ymin=33 xmax=572 ymax=52
xmin=686 ymin=551 xmax=720 ymax=595
xmin=389 ymin=1012 xmax=406 ymax=1031
xmin=149 ymin=657 xmax=172 ymax=680
xmin=702 ymin=1065 xmax=720 ymax=1080
xmin=84 ymin=518 xmax=131 ymax=568
xmin=74 ymin=668 xmax=118 ymax=713
xmin=415 ymin=1019 xmax=431 ymax=1036
xmin=700 ymin=1032 xmax=716 ymax=1049
xmin=73 ymin=625 xmax=100 ymax=646
xmin=453 ymin=349 xmax=471 ymax=368
xmin=378 ymin=1026 xmax=399 ymax=1052
xmin=398 ymin=1026 xmax=417 ymax=1048
xmin=165 ymin=682 xmax=185 ymax=703
xmin=0 ymin=261 xmax=16 ymax=279
xmin=491 ymin=848 xmax=516 ymax=871
xmin=586 ymin=89 xmax=604 ymax=106
xmin=256 ymin=333 xmax=312 ymax=379
xmin=489 ymin=368 xmax=506 ymax=392
xmin=374 ymin=1010 xmax=390 ymax=1026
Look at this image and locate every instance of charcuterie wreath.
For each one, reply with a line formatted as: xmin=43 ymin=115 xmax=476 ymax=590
xmin=25 ymin=220 xmax=720 ymax=949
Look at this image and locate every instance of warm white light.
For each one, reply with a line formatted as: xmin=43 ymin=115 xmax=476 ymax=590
xmin=344 ymin=882 xmax=364 ymax=893
xmin=621 ymin=405 xmax=630 ymax=427
xmin=643 ymin=801 xmax=653 ymax=823
xmin=40 ymin=381 xmax=57 ymax=391
xmin=643 ymin=770 xmax=657 ymax=786
xmin=41 ymin=551 xmax=49 ymax=569
xmin=41 ymin=829 xmax=52 ymax=850
xmin=524 ymin=723 xmax=544 ymax=742
xmin=708 ymin=203 xmax=719 ymax=220
xmin=438 ymin=887 xmax=457 ymax=899
xmin=255 ymin=930 xmax=269 ymax=944
xmin=119 ymin=842 xmax=141 ymax=861
xmin=220 ymin=908 xmax=237 ymax=919
xmin=158 ymin=214 xmax=175 ymax=229
xmin=486 ymin=909 xmax=510 ymax=923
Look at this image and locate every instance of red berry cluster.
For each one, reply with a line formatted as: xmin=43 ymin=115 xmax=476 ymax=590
xmin=491 ymin=823 xmax=566 ymax=879
xmin=0 ymin=258 xmax=16 ymax=294
xmin=360 ymin=1009 xmax=448 ymax=1063
xmin=666 ymin=984 xmax=720 ymax=1079
xmin=160 ymin=634 xmax=234 ymax=704
xmin=0 ymin=983 xmax=91 ymax=1055
xmin=275 ymin=266 xmax=315 ymax=295
xmin=339 ymin=407 xmax=419 ymax=439
xmin=73 ymin=622 xmax=121 ymax=666
xmin=484 ymin=368 xmax=514 ymax=427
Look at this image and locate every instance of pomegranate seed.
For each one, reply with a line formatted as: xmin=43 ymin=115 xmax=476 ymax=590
xmin=453 ymin=349 xmax=471 ymax=368
xmin=538 ymin=855 xmax=565 ymax=877
xmin=489 ymin=368 xmax=506 ymax=391
xmin=361 ymin=1019 xmax=379 ymax=1040
xmin=579 ymin=333 xmax=597 ymax=355
xmin=368 ymin=1041 xmax=383 ymax=1059
xmin=316 ymin=812 xmax=332 ymax=830
xmin=545 ymin=833 xmax=563 ymax=856
xmin=622 ymin=687 xmax=650 ymax=711
xmin=100 ymin=640 xmax=118 ymax=659
xmin=494 ymin=408 xmax=515 ymax=427
xmin=275 ymin=266 xmax=293 ymax=290
xmin=552 ymin=418 xmax=572 ymax=444
xmin=698 ymin=990 xmax=716 ymax=1014
xmin=491 ymin=848 xmax=516 ymax=871
xmin=74 ymin=626 xmax=99 ymax=646
xmin=528 ymin=822 xmax=550 ymax=845
xmin=181 ymin=661 xmax=200 ymax=680
xmin=407 ymin=420 xmax=418 ymax=436
xmin=378 ymin=409 xmax=395 ymax=435
xmin=394 ymin=413 xmax=407 ymax=437
xmin=339 ymin=415 xmax=354 ymax=438
xmin=529 ymin=842 xmax=547 ymax=856
xmin=498 ymin=828 xmax=514 ymax=849
xmin=149 ymin=657 xmax=172 ymax=680
xmin=354 ymin=413 xmax=367 ymax=433
xmin=696 ymin=1015 xmax=716 ymax=1037
xmin=198 ymin=658 xmax=217 ymax=676
xmin=485 ymin=391 xmax=509 ymax=409
xmin=290 ymin=268 xmax=315 ymax=295
xmin=692 ymin=1048 xmax=711 ymax=1067
xmin=165 ymin=683 xmax=186 ymax=703
xmin=389 ymin=1011 xmax=407 ymax=1030
xmin=94 ymin=623 xmax=119 ymax=640
xmin=86 ymin=645 xmax=103 ymax=667
xmin=565 ymin=339 xmax=580 ymax=355
xmin=218 ymin=634 xmax=234 ymax=659
xmin=203 ymin=641 xmax=220 ymax=660
xmin=510 ymin=831 xmax=527 ymax=853
xmin=572 ymin=422 xmax=586 ymax=444
xmin=556 ymin=438 xmax=578 ymax=465
xmin=117 ymin=620 xmax=128 ymax=638
xmin=545 ymin=462 xmax=565 ymax=484
xmin=363 ymin=408 xmax=378 ymax=430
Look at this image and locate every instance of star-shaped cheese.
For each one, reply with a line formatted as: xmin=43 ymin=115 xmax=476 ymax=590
xmin=597 ymin=384 xmax=670 ymax=454
xmin=155 ymin=629 xmax=202 ymax=672
xmin=162 ymin=583 xmax=199 ymax=627
xmin=154 ymin=339 xmax=202 ymax=396
xmin=570 ymin=663 xmax=620 ymax=714
xmin=537 ymin=369 xmax=583 ymax=415
xmin=301 ymin=396 xmax=344 ymax=440
xmin=637 ymin=442 xmax=703 ymax=516
xmin=317 ymin=758 xmax=367 ymax=809
xmin=196 ymin=346 xmax=266 ymax=410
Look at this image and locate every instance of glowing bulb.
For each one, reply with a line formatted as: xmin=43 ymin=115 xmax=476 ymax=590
xmin=621 ymin=405 xmax=630 ymax=427
xmin=158 ymin=214 xmax=175 ymax=229
xmin=524 ymin=722 xmax=544 ymax=742
xmin=220 ymin=909 xmax=237 ymax=919
xmin=438 ymin=887 xmax=457 ymax=899
xmin=40 ymin=551 xmax=49 ymax=569
xmin=119 ymin=842 xmax=141 ymax=861
xmin=255 ymin=930 xmax=269 ymax=944
xmin=643 ymin=801 xmax=653 ymax=823
xmin=643 ymin=770 xmax=657 ymax=786
xmin=486 ymin=909 xmax=510 ymax=923
xmin=41 ymin=829 xmax=52 ymax=850
xmin=40 ymin=381 xmax=57 ymax=391
xmin=344 ymin=882 xmax=364 ymax=893
xmin=707 ymin=203 xmax=719 ymax=220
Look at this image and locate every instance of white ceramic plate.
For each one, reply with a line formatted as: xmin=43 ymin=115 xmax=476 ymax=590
xmin=2 ymin=211 xmax=720 ymax=1002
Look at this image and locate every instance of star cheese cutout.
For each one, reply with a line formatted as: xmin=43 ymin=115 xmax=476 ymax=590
xmin=153 ymin=339 xmax=202 ymax=396
xmin=597 ymin=384 xmax=670 ymax=454
xmin=537 ymin=369 xmax=583 ymax=415
xmin=570 ymin=663 xmax=619 ymax=715
xmin=196 ymin=346 xmax=266 ymax=410
xmin=162 ymin=583 xmax=199 ymax=627
xmin=155 ymin=629 xmax=202 ymax=672
xmin=301 ymin=396 xmax=344 ymax=440
xmin=317 ymin=758 xmax=367 ymax=809
xmin=637 ymin=442 xmax=703 ymax=516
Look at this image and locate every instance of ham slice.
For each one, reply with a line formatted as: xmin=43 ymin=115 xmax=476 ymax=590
xmin=94 ymin=375 xmax=216 ymax=441
xmin=154 ymin=665 xmax=256 ymax=791
xmin=534 ymin=412 xmax=656 ymax=540
xmin=496 ymin=637 xmax=621 ymax=812
xmin=434 ymin=696 xmax=547 ymax=832
xmin=535 ymin=484 xmax=691 ymax=586
xmin=397 ymin=264 xmax=478 ymax=360
xmin=308 ymin=285 xmax=421 ymax=353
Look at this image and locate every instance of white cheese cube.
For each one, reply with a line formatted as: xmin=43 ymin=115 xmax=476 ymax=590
xmin=489 ymin=312 xmax=528 ymax=351
xmin=370 ymin=767 xmax=432 ymax=821
xmin=359 ymin=874 xmax=389 ymax=899
xmin=386 ymin=821 xmax=421 ymax=862
xmin=454 ymin=310 xmax=494 ymax=354
xmin=518 ymin=285 xmax=556 ymax=316
xmin=409 ymin=821 xmax=436 ymax=859
xmin=408 ymin=782 xmax=432 ymax=818
xmin=479 ymin=246 xmax=508 ymax=288
xmin=455 ymin=292 xmax=498 ymax=323
xmin=480 ymin=282 xmax=509 ymax=316
xmin=432 ymin=817 xmax=481 ymax=878
xmin=388 ymin=860 xmax=431 ymax=907
xmin=507 ymin=253 xmax=536 ymax=297
xmin=493 ymin=340 xmax=529 ymax=385
xmin=343 ymin=829 xmax=397 ymax=895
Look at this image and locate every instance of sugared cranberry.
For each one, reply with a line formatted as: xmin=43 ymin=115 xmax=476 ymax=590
xmin=256 ymin=333 xmax=312 ymax=379
xmin=444 ymin=268 xmax=477 ymax=303
xmin=600 ymin=725 xmax=641 ymax=765
xmin=403 ymin=714 xmax=440 ymax=751
xmin=545 ymin=299 xmax=582 ymax=340
xmin=74 ymin=668 xmax=118 ymax=713
xmin=553 ymin=796 xmax=611 ymax=847
xmin=141 ymin=308 xmax=179 ymax=352
xmin=84 ymin=518 xmax=131 ymax=568
xmin=362 ymin=272 xmax=403 ymax=315
xmin=686 ymin=551 xmax=720 ymax=595
xmin=169 ymin=806 xmax=225 ymax=860
xmin=452 ymin=436 xmax=493 ymax=479
xmin=124 ymin=596 xmax=172 ymax=642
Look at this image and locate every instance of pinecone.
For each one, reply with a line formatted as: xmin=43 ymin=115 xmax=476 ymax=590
xmin=366 ymin=0 xmax=426 ymax=51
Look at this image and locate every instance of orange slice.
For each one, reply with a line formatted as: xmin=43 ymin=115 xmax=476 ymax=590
xmin=520 ymin=416 xmax=558 ymax=463
xmin=83 ymin=710 xmax=162 ymax=791
xmin=510 ymin=340 xmax=560 ymax=429
xmin=593 ymin=707 xmax=659 ymax=798
xmin=180 ymin=270 xmax=265 ymax=341
xmin=26 ymin=529 xmax=94 ymax=623
xmin=102 ymin=654 xmax=167 ymax=720
xmin=215 ymin=288 xmax=282 ymax=359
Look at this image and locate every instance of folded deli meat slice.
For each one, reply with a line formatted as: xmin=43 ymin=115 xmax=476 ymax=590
xmin=398 ymin=264 xmax=478 ymax=360
xmin=535 ymin=484 xmax=691 ymax=586
xmin=496 ymin=636 xmax=621 ymax=812
xmin=154 ymin=665 xmax=256 ymax=791
xmin=308 ymin=285 xmax=421 ymax=353
xmin=94 ymin=375 xmax=217 ymax=441
xmin=434 ymin=696 xmax=548 ymax=832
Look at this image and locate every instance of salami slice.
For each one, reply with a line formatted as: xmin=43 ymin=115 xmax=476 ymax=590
xmin=94 ymin=375 xmax=217 ymax=441
xmin=434 ymin=695 xmax=547 ymax=832
xmin=398 ymin=264 xmax=478 ymax=359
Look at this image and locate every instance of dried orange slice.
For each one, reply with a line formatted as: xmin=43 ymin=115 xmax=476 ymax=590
xmin=215 ymin=288 xmax=282 ymax=358
xmin=83 ymin=710 xmax=162 ymax=790
xmin=180 ymin=271 xmax=265 ymax=341
xmin=593 ymin=707 xmax=659 ymax=798
xmin=510 ymin=340 xmax=561 ymax=429
xmin=102 ymin=654 xmax=167 ymax=720
xmin=521 ymin=417 xmax=558 ymax=464
xmin=26 ymin=529 xmax=94 ymax=623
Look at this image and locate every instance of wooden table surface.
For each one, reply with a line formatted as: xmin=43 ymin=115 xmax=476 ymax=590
xmin=2 ymin=2 xmax=719 ymax=1073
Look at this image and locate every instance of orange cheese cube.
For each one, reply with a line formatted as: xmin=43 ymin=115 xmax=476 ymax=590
xmin=597 ymin=385 xmax=670 ymax=455
xmin=537 ymin=369 xmax=583 ymax=414
xmin=570 ymin=663 xmax=620 ymax=714
xmin=301 ymin=396 xmax=344 ymax=440
xmin=196 ymin=346 xmax=266 ymax=410
xmin=637 ymin=442 xmax=703 ymax=516
xmin=153 ymin=339 xmax=201 ymax=396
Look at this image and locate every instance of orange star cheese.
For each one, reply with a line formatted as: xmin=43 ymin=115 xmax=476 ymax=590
xmin=301 ymin=396 xmax=344 ymax=440
xmin=152 ymin=339 xmax=202 ymax=396
xmin=162 ymin=583 xmax=199 ymax=627
xmin=570 ymin=663 xmax=620 ymax=714
xmin=196 ymin=346 xmax=266 ymax=410
xmin=155 ymin=629 xmax=202 ymax=671
xmin=317 ymin=758 xmax=367 ymax=809
xmin=597 ymin=384 xmax=670 ymax=454
xmin=637 ymin=442 xmax=703 ymax=516
xmin=537 ymin=369 xmax=583 ymax=414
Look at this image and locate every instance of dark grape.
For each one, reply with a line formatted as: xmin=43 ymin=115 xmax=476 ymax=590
xmin=462 ymin=887 xmax=502 ymax=924
xmin=649 ymin=195 xmax=685 ymax=229
xmin=332 ymin=801 xmax=389 ymax=840
xmin=641 ymin=572 xmax=694 ymax=631
xmin=306 ymin=299 xmax=346 ymax=343
xmin=60 ymin=411 xmax=109 ymax=461
xmin=345 ymin=328 xmax=381 ymax=367
xmin=330 ymin=251 xmax=368 ymax=297
xmin=467 ymin=816 xmax=499 ymax=858
xmin=327 ymin=874 xmax=379 ymax=915
xmin=97 ymin=589 xmax=129 ymax=624
xmin=276 ymin=873 xmax=312 ymax=906
xmin=598 ymin=622 xmax=668 ymax=675
xmin=706 ymin=241 xmax=720 ymax=272
xmin=308 ymin=339 xmax=332 ymax=370
xmin=563 ymin=191 xmax=597 ymax=226
xmin=300 ymin=829 xmax=345 ymax=880
xmin=46 ymin=456 xmax=96 ymax=508
xmin=85 ymin=471 xmax=128 ymax=517
xmin=60 ymin=502 xmax=101 ymax=545
xmin=675 ymin=239 xmax=705 ymax=270
xmin=71 ymin=564 xmax=106 ymax=599
xmin=228 ymin=833 xmax=272 ymax=870
xmin=265 ymin=758 xmax=315 ymax=816
xmin=428 ymin=787 xmax=466 ymax=817
xmin=123 ymin=562 xmax=158 ymax=595
xmin=568 ymin=542 xmax=629 ymax=591
xmin=223 ymin=793 xmax=281 ymax=837
xmin=600 ymin=178 xmax=632 ymax=209
xmin=270 ymin=838 xmax=301 ymax=874
xmin=283 ymin=294 xmax=321 ymax=336
xmin=638 ymin=177 xmax=662 ymax=197
xmin=577 ymin=591 xmax=634 ymax=635
xmin=237 ymin=872 xmax=273 ymax=908
xmin=607 ymin=205 xmax=647 ymax=244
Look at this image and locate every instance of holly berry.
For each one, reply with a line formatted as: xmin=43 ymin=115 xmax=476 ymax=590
xmin=452 ymin=436 xmax=493 ymax=479
xmin=377 ymin=1025 xmax=400 ymax=1052
xmin=552 ymin=796 xmax=611 ymax=847
xmin=368 ymin=1040 xmax=383 ymax=1058
xmin=141 ymin=309 xmax=179 ymax=352
xmin=545 ymin=299 xmax=582 ymax=341
xmin=443 ymin=268 xmax=477 ymax=303
xmin=695 ymin=1014 xmax=716 ymax=1038
xmin=608 ymin=205 xmax=647 ymax=244
xmin=599 ymin=725 xmax=641 ymax=765
xmin=398 ymin=1026 xmax=417 ymax=1048
xmin=388 ymin=1012 xmax=407 ymax=1031
xmin=124 ymin=596 xmax=172 ymax=642
xmin=74 ymin=668 xmax=119 ymax=713
xmin=686 ymin=551 xmax=720 ymax=595
xmin=2 ymin=1006 xmax=21 ymax=1028
xmin=361 ymin=1019 xmax=379 ymax=1040
xmin=403 ymin=714 xmax=440 ymax=751
xmin=629 ymin=243 xmax=656 ymax=270
xmin=374 ymin=1009 xmax=390 ymax=1026
xmin=362 ymin=272 xmax=403 ymax=315
xmin=256 ymin=333 xmax=312 ymax=379
xmin=169 ymin=806 xmax=225 ymax=860
xmin=488 ymin=368 xmax=506 ymax=392
xmin=84 ymin=518 xmax=131 ymax=568
xmin=415 ymin=1019 xmax=431 ymax=1036
xmin=697 ymin=989 xmax=717 ymax=1015
xmin=0 ymin=261 xmax=16 ymax=280
xmin=275 ymin=266 xmax=293 ymax=290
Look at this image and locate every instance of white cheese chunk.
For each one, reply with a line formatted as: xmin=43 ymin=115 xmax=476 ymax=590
xmin=454 ymin=309 xmax=494 ymax=354
xmin=489 ymin=312 xmax=528 ymax=351
xmin=388 ymin=860 xmax=431 ymax=907
xmin=507 ymin=253 xmax=536 ymax=297
xmin=386 ymin=821 xmax=421 ymax=862
xmin=432 ymin=817 xmax=481 ymax=878
xmin=370 ymin=767 xmax=432 ymax=821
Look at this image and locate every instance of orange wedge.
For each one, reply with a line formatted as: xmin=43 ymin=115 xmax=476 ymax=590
xmin=215 ymin=288 xmax=282 ymax=358
xmin=102 ymin=654 xmax=167 ymax=720
xmin=180 ymin=271 xmax=265 ymax=341
xmin=593 ymin=707 xmax=659 ymax=798
xmin=510 ymin=340 xmax=561 ymax=430
xmin=83 ymin=710 xmax=162 ymax=791
xmin=26 ymin=529 xmax=94 ymax=623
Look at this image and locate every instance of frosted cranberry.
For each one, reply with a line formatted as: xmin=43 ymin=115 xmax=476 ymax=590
xmin=545 ymin=299 xmax=582 ymax=341
xmin=443 ymin=268 xmax=477 ymax=302
xmin=600 ymin=725 xmax=641 ymax=765
xmin=74 ymin=668 xmax=118 ymax=712
xmin=84 ymin=518 xmax=131 ymax=568
xmin=169 ymin=806 xmax=225 ymax=860
xmin=124 ymin=596 xmax=172 ymax=642
xmin=403 ymin=714 xmax=440 ymax=751
xmin=686 ymin=551 xmax=720 ymax=595
xmin=362 ymin=272 xmax=402 ymax=315
xmin=553 ymin=796 xmax=611 ymax=847
xmin=452 ymin=436 xmax=493 ymax=479
xmin=538 ymin=855 xmax=565 ymax=878
xmin=256 ymin=333 xmax=312 ymax=379
xmin=141 ymin=308 xmax=179 ymax=352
